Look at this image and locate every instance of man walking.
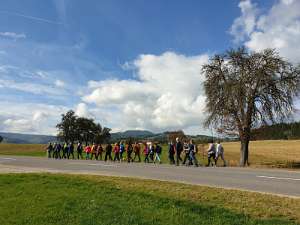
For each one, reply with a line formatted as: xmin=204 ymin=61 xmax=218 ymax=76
xmin=215 ymin=141 xmax=226 ymax=167
xmin=188 ymin=139 xmax=199 ymax=167
xmin=168 ymin=141 xmax=175 ymax=164
xmin=133 ymin=142 xmax=141 ymax=162
xmin=182 ymin=140 xmax=190 ymax=166
xmin=153 ymin=143 xmax=162 ymax=164
xmin=105 ymin=143 xmax=113 ymax=161
xmin=76 ymin=142 xmax=83 ymax=160
xmin=46 ymin=142 xmax=53 ymax=158
xmin=175 ymin=137 xmax=183 ymax=166
xmin=207 ymin=141 xmax=216 ymax=167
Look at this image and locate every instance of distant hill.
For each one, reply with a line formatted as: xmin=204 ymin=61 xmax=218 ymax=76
xmin=0 ymin=132 xmax=57 ymax=144
xmin=0 ymin=130 xmax=215 ymax=144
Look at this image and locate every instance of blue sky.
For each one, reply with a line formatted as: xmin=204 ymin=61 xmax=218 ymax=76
xmin=0 ymin=0 xmax=300 ymax=135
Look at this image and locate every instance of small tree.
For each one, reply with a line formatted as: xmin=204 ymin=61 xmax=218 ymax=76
xmin=56 ymin=110 xmax=77 ymax=143
xmin=203 ymin=47 xmax=300 ymax=166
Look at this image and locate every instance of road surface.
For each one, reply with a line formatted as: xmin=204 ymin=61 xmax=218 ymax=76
xmin=0 ymin=155 xmax=299 ymax=198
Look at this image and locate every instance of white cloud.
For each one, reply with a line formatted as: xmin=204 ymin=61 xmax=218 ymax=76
xmin=83 ymin=52 xmax=209 ymax=134
xmin=0 ymin=32 xmax=26 ymax=40
xmin=232 ymin=0 xmax=300 ymax=63
xmin=0 ymin=102 xmax=68 ymax=135
xmin=230 ymin=0 xmax=258 ymax=43
xmin=55 ymin=79 xmax=65 ymax=88
xmin=75 ymin=103 xmax=92 ymax=118
xmin=0 ymin=79 xmax=65 ymax=96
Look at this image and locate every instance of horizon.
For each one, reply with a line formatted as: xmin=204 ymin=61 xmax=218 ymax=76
xmin=1 ymin=0 xmax=300 ymax=136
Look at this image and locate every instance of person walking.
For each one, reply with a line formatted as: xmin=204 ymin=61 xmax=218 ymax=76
xmin=46 ymin=142 xmax=53 ymax=158
xmin=67 ymin=142 xmax=75 ymax=159
xmin=105 ymin=143 xmax=113 ymax=161
xmin=120 ymin=142 xmax=125 ymax=162
xmin=113 ymin=142 xmax=120 ymax=162
xmin=62 ymin=142 xmax=68 ymax=159
xmin=54 ymin=143 xmax=62 ymax=159
xmin=182 ymin=140 xmax=190 ymax=166
xmin=85 ymin=144 xmax=91 ymax=160
xmin=175 ymin=137 xmax=183 ymax=166
xmin=127 ymin=142 xmax=133 ymax=163
xmin=133 ymin=142 xmax=141 ymax=162
xmin=153 ymin=143 xmax=162 ymax=164
xmin=168 ymin=141 xmax=175 ymax=165
xmin=207 ymin=141 xmax=216 ymax=167
xmin=143 ymin=143 xmax=149 ymax=163
xmin=76 ymin=142 xmax=83 ymax=160
xmin=90 ymin=143 xmax=97 ymax=160
xmin=215 ymin=141 xmax=226 ymax=167
xmin=97 ymin=144 xmax=103 ymax=160
xmin=149 ymin=143 xmax=155 ymax=162
xmin=188 ymin=139 xmax=199 ymax=167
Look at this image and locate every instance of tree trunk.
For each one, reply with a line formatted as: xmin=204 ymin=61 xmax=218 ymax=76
xmin=240 ymin=138 xmax=250 ymax=166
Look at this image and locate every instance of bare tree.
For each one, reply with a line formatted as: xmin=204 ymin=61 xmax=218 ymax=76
xmin=203 ymin=47 xmax=300 ymax=166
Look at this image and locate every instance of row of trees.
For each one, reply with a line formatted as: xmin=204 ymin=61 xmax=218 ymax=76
xmin=56 ymin=110 xmax=111 ymax=145
xmin=251 ymin=122 xmax=300 ymax=140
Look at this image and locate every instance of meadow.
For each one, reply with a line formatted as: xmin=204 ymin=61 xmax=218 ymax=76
xmin=0 ymin=173 xmax=299 ymax=225
xmin=1 ymin=140 xmax=300 ymax=168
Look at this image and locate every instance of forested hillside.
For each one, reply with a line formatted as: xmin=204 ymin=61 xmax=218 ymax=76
xmin=252 ymin=122 xmax=300 ymax=140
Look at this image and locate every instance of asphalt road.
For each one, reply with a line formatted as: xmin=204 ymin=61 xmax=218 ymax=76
xmin=0 ymin=155 xmax=299 ymax=198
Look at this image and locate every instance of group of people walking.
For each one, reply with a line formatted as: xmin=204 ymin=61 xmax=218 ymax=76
xmin=46 ymin=138 xmax=226 ymax=167
xmin=46 ymin=141 xmax=163 ymax=164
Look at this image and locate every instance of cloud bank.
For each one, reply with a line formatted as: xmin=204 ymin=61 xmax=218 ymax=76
xmin=82 ymin=52 xmax=209 ymax=133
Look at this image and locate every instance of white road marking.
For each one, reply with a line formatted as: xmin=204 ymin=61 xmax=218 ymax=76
xmin=1 ymin=157 xmax=17 ymax=160
xmin=68 ymin=162 xmax=115 ymax=167
xmin=87 ymin=163 xmax=115 ymax=167
xmin=257 ymin=175 xmax=300 ymax=181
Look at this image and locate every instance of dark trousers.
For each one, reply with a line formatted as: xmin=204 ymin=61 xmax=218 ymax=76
xmin=144 ymin=154 xmax=149 ymax=163
xmin=133 ymin=152 xmax=141 ymax=162
xmin=97 ymin=152 xmax=103 ymax=160
xmin=77 ymin=151 xmax=83 ymax=160
xmin=105 ymin=151 xmax=112 ymax=161
xmin=182 ymin=152 xmax=190 ymax=165
xmin=127 ymin=151 xmax=132 ymax=163
xmin=67 ymin=151 xmax=74 ymax=159
xmin=114 ymin=152 xmax=120 ymax=161
xmin=149 ymin=153 xmax=154 ymax=162
xmin=190 ymin=153 xmax=199 ymax=166
xmin=169 ymin=153 xmax=175 ymax=164
xmin=207 ymin=153 xmax=216 ymax=166
xmin=62 ymin=149 xmax=67 ymax=159
xmin=176 ymin=151 xmax=182 ymax=166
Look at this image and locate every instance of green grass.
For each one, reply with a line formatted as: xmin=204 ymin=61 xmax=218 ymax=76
xmin=0 ymin=143 xmax=45 ymax=157
xmin=0 ymin=174 xmax=299 ymax=225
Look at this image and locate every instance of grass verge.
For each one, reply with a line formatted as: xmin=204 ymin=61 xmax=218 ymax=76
xmin=0 ymin=173 xmax=299 ymax=225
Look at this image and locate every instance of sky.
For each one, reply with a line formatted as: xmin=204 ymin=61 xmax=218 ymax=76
xmin=0 ymin=0 xmax=300 ymax=135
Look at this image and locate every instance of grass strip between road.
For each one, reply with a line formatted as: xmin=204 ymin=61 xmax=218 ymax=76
xmin=0 ymin=173 xmax=299 ymax=225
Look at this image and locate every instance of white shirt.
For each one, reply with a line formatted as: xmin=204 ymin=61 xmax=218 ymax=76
xmin=216 ymin=143 xmax=223 ymax=154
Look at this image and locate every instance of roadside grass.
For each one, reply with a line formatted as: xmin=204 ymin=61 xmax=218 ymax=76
xmin=1 ymin=140 xmax=300 ymax=168
xmin=0 ymin=173 xmax=299 ymax=225
xmin=0 ymin=143 xmax=45 ymax=157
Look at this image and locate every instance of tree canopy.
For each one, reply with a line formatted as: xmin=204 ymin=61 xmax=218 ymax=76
xmin=203 ymin=47 xmax=300 ymax=166
xmin=56 ymin=110 xmax=111 ymax=145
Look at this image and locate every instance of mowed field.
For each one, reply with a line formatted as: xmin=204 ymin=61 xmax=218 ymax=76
xmin=0 ymin=173 xmax=299 ymax=225
xmin=0 ymin=140 xmax=300 ymax=168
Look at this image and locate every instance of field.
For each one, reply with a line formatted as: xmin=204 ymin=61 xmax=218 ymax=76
xmin=0 ymin=173 xmax=299 ymax=225
xmin=1 ymin=140 xmax=300 ymax=168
